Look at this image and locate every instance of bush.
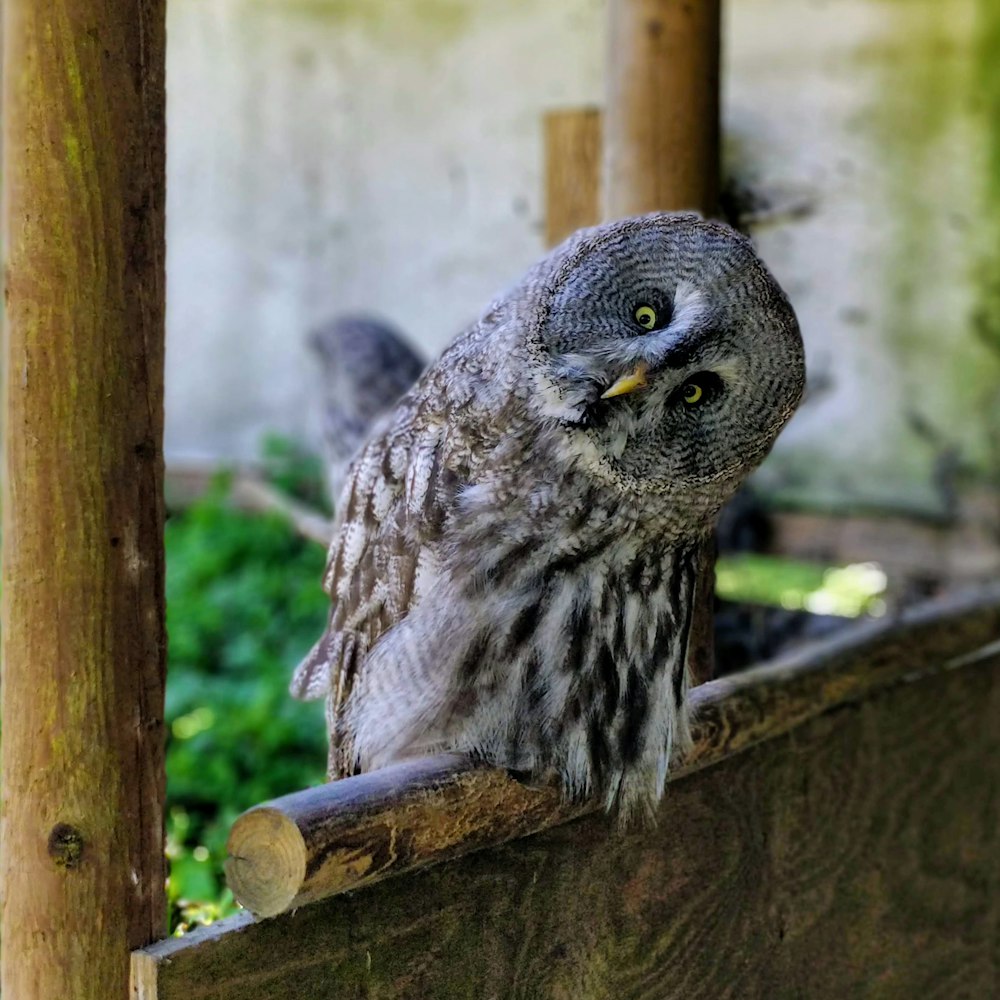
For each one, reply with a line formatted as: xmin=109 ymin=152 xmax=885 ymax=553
xmin=164 ymin=475 xmax=329 ymax=932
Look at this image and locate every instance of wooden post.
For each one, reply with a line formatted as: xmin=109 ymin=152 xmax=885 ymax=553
xmin=603 ymin=0 xmax=721 ymax=219
xmin=1 ymin=0 xmax=168 ymax=996
xmin=604 ymin=0 xmax=722 ymax=683
xmin=544 ymin=108 xmax=603 ymax=247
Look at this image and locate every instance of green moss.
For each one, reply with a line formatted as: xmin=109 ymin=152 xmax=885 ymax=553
xmin=972 ymin=0 xmax=1000 ymax=364
xmin=248 ymin=0 xmax=472 ymax=37
xmin=63 ymin=131 xmax=82 ymax=171
xmin=864 ymin=0 xmax=1000 ymax=500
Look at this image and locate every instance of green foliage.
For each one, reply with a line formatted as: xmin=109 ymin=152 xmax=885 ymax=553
xmin=716 ymin=554 xmax=887 ymax=618
xmin=164 ymin=475 xmax=328 ymax=933
xmin=259 ymin=432 xmax=332 ymax=514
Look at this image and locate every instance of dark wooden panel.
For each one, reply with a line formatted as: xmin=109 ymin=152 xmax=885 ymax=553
xmin=134 ymin=647 xmax=1000 ymax=999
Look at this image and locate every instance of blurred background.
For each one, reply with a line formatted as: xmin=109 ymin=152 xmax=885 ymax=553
xmin=166 ymin=0 xmax=1000 ymax=518
xmin=155 ymin=0 xmax=1000 ymax=930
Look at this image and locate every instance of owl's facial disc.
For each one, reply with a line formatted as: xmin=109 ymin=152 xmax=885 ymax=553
xmin=534 ymin=213 xmax=805 ymax=498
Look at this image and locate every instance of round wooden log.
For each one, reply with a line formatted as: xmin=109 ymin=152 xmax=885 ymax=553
xmin=603 ymin=0 xmax=721 ymax=218
xmin=226 ymin=586 xmax=1000 ymax=919
xmin=226 ymin=755 xmax=581 ymax=918
xmin=1 ymin=0 xmax=167 ymax=996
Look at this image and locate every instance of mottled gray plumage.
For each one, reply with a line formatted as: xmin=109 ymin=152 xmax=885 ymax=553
xmin=310 ymin=315 xmax=425 ymax=500
xmin=293 ymin=213 xmax=805 ymax=819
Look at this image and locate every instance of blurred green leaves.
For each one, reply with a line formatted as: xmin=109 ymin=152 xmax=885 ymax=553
xmin=716 ymin=554 xmax=887 ymax=618
xmin=164 ymin=473 xmax=328 ymax=933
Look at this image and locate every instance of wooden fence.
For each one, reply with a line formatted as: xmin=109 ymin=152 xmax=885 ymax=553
xmin=133 ymin=587 xmax=1000 ymax=999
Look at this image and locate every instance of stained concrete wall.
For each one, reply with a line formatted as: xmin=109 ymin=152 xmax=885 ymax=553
xmin=165 ymin=0 xmax=1000 ymax=516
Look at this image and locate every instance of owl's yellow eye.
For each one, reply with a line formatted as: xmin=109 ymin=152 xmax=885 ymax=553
xmin=682 ymin=382 xmax=704 ymax=405
xmin=634 ymin=305 xmax=657 ymax=330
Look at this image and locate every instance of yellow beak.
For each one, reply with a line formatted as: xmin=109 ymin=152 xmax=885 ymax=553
xmin=601 ymin=362 xmax=649 ymax=399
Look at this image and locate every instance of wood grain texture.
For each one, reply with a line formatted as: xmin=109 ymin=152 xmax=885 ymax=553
xmin=603 ymin=0 xmax=721 ymax=219
xmin=134 ymin=624 xmax=1000 ymax=999
xmin=1 ymin=0 xmax=167 ymax=996
xmin=225 ymin=755 xmax=585 ymax=918
xmin=222 ymin=588 xmax=1000 ymax=920
xmin=544 ymin=107 xmax=603 ymax=248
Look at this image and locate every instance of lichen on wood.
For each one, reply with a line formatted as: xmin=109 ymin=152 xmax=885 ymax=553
xmin=1 ymin=1 xmax=168 ymax=997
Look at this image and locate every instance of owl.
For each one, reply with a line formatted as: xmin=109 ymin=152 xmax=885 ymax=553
xmin=292 ymin=212 xmax=805 ymax=819
xmin=309 ymin=315 xmax=425 ymax=501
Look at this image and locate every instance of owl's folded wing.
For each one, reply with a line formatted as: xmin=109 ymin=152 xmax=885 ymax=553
xmin=290 ymin=401 xmax=464 ymax=719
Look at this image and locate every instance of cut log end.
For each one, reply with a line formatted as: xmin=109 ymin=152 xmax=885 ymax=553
xmin=225 ymin=807 xmax=307 ymax=918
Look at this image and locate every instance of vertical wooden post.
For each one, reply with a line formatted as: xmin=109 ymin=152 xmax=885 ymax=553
xmin=544 ymin=108 xmax=603 ymax=247
xmin=1 ymin=0 xmax=168 ymax=996
xmin=604 ymin=0 xmax=722 ymax=684
xmin=603 ymin=0 xmax=721 ymax=219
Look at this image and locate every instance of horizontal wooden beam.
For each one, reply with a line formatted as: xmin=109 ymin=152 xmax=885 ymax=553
xmin=769 ymin=502 xmax=1000 ymax=583
xmin=223 ymin=585 xmax=1000 ymax=918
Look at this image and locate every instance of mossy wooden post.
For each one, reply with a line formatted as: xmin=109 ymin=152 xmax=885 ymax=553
xmin=604 ymin=0 xmax=722 ymax=683
xmin=1 ymin=1 xmax=168 ymax=997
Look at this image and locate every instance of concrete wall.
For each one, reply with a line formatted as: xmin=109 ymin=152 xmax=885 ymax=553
xmin=165 ymin=0 xmax=1000 ymax=516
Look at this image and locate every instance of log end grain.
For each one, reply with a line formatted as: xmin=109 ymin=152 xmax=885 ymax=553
xmin=225 ymin=807 xmax=307 ymax=918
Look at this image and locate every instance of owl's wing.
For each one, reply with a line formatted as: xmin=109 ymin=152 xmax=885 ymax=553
xmin=290 ymin=394 xmax=465 ymax=768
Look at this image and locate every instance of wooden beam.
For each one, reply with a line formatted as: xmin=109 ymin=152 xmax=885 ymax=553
xmin=1 ymin=1 xmax=168 ymax=997
xmin=544 ymin=107 xmax=603 ymax=247
xmin=222 ymin=587 xmax=1000 ymax=918
xmin=134 ymin=592 xmax=1000 ymax=997
xmin=603 ymin=0 xmax=722 ymax=218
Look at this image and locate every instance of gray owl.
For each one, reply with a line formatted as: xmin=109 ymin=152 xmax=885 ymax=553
xmin=309 ymin=315 xmax=425 ymax=501
xmin=292 ymin=212 xmax=805 ymax=819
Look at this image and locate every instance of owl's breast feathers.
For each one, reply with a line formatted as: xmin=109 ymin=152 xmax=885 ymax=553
xmin=292 ymin=363 xmax=702 ymax=815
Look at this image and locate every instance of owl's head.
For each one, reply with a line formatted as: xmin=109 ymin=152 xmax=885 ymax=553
xmin=524 ymin=213 xmax=805 ymax=504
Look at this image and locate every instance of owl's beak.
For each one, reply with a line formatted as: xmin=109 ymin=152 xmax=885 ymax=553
xmin=601 ymin=362 xmax=649 ymax=399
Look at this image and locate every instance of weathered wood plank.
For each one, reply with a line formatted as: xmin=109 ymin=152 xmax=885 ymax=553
xmin=133 ymin=625 xmax=1000 ymax=998
xmin=2 ymin=0 xmax=168 ymax=996
xmin=222 ymin=588 xmax=1000 ymax=918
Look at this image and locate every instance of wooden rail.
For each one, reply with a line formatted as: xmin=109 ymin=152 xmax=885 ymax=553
xmin=134 ymin=586 xmax=1000 ymax=998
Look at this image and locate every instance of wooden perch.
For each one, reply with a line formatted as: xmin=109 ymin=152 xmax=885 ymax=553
xmin=227 ymin=476 xmax=333 ymax=546
xmin=225 ymin=585 xmax=1000 ymax=919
